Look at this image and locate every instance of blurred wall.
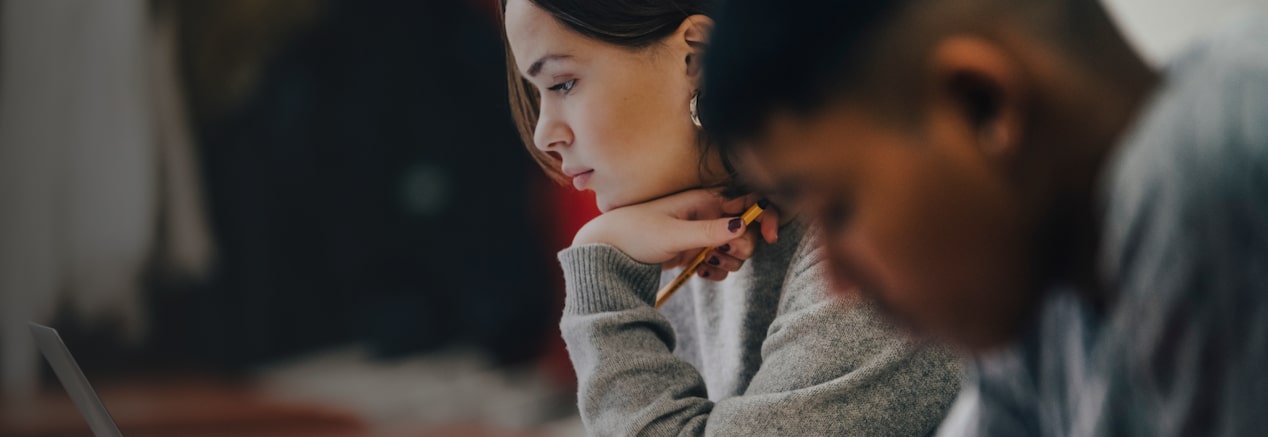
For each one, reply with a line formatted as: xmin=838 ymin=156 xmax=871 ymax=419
xmin=1 ymin=0 xmax=563 ymax=402
xmin=161 ymin=0 xmax=558 ymax=369
xmin=0 ymin=0 xmax=216 ymax=401
xmin=1104 ymin=0 xmax=1267 ymax=66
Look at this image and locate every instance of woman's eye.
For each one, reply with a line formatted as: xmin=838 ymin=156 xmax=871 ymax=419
xmin=548 ymin=79 xmax=576 ymax=93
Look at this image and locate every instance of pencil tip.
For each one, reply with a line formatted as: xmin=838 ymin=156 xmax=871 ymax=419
xmin=757 ymin=199 xmax=770 ymax=209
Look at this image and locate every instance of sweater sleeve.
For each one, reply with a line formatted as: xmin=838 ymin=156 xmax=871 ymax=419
xmin=716 ymin=239 xmax=961 ymax=436
xmin=558 ymin=242 xmax=960 ymax=436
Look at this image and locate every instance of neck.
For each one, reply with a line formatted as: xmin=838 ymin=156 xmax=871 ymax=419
xmin=1012 ymin=25 xmax=1160 ymax=303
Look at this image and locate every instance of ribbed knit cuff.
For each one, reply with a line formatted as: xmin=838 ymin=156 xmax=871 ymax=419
xmin=558 ymin=244 xmax=662 ymax=314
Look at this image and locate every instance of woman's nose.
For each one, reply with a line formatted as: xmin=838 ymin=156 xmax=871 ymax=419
xmin=533 ymin=107 xmax=573 ymax=152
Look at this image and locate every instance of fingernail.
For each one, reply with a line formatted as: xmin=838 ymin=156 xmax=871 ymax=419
xmin=701 ymin=270 xmax=711 ymax=278
xmin=708 ymin=256 xmax=721 ymax=266
xmin=728 ymin=218 xmax=742 ymax=233
xmin=718 ymin=244 xmax=731 ymax=253
xmin=757 ymin=199 xmax=770 ymax=209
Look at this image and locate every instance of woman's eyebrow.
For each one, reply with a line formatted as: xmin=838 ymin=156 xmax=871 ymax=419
xmin=527 ymin=54 xmax=572 ymax=77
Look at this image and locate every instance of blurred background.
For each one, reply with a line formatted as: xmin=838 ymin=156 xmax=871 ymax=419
xmin=1 ymin=0 xmax=597 ymax=435
xmin=0 ymin=0 xmax=1259 ymax=436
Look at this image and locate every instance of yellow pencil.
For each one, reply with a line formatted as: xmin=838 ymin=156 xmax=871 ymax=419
xmin=654 ymin=201 xmax=767 ymax=308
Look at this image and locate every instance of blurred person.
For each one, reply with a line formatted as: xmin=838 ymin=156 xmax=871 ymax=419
xmin=701 ymin=0 xmax=1268 ymax=435
xmin=500 ymin=0 xmax=961 ymax=434
xmin=0 ymin=0 xmax=214 ymax=402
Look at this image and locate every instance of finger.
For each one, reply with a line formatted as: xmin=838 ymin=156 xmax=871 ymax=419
xmin=758 ymin=206 xmax=781 ymax=244
xmin=661 ymin=251 xmax=690 ymax=270
xmin=690 ymin=192 xmax=749 ymax=220
xmin=716 ymin=232 xmax=756 ymax=261
xmin=708 ymin=253 xmax=746 ymax=272
xmin=719 ymin=193 xmax=759 ymax=217
xmin=669 ymin=216 xmax=747 ymax=251
xmin=697 ymin=264 xmax=729 ymax=282
xmin=655 ymin=188 xmax=728 ymax=217
xmin=676 ymin=190 xmax=753 ymax=220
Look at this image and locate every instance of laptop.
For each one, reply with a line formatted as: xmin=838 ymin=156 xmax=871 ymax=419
xmin=28 ymin=322 xmax=124 ymax=437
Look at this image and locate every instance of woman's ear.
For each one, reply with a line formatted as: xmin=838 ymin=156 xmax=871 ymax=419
xmin=678 ymin=14 xmax=714 ymax=78
xmin=930 ymin=36 xmax=1028 ymax=161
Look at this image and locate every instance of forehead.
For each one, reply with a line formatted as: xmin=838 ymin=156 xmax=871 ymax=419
xmin=747 ymin=105 xmax=898 ymax=185
xmin=750 ymin=109 xmax=845 ymax=171
xmin=504 ymin=0 xmax=588 ymax=76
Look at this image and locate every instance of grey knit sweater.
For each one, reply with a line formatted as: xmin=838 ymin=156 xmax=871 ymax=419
xmin=558 ymin=221 xmax=960 ymax=436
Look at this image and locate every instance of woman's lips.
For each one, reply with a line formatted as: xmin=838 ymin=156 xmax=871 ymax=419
xmin=571 ymin=170 xmax=594 ymax=190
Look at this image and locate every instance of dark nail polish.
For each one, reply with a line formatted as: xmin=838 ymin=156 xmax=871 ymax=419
xmin=708 ymin=256 xmax=721 ymax=266
xmin=701 ymin=270 xmax=711 ymax=278
xmin=728 ymin=218 xmax=742 ymax=232
xmin=718 ymin=244 xmax=731 ymax=253
xmin=757 ymin=199 xmax=770 ymax=209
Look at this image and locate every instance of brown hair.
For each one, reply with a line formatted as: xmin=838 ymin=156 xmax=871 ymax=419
xmin=499 ymin=0 xmax=719 ymax=184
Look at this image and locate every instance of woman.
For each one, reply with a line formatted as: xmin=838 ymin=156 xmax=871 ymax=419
xmin=500 ymin=0 xmax=960 ymax=434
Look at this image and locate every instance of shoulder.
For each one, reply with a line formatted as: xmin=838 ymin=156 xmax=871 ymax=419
xmin=788 ymin=221 xmax=830 ymax=276
xmin=765 ymin=220 xmax=842 ymax=313
xmin=1101 ymin=13 xmax=1268 ymax=279
xmin=764 ymin=221 xmax=904 ymax=344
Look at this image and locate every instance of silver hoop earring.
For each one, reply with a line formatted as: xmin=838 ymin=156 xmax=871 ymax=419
xmin=690 ymin=92 xmax=703 ymax=129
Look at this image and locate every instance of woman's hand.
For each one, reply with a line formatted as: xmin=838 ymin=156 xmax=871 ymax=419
xmin=572 ymin=189 xmax=781 ymax=280
xmin=662 ymin=202 xmax=781 ymax=282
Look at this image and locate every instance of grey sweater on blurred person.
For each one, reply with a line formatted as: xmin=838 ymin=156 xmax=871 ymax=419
xmin=557 ymin=221 xmax=960 ymax=436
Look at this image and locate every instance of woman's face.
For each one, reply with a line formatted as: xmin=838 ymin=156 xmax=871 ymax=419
xmin=504 ymin=0 xmax=719 ymax=212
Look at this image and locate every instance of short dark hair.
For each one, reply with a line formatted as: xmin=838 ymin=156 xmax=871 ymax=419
xmin=700 ymin=1 xmax=914 ymax=145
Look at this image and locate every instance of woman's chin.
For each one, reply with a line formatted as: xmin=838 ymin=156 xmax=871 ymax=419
xmin=596 ymin=187 xmax=691 ymax=214
xmin=595 ymin=191 xmax=639 ymax=214
xmin=595 ymin=195 xmax=621 ymax=213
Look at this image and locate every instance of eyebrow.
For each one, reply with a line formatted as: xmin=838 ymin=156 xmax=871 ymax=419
xmin=526 ymin=54 xmax=571 ymax=77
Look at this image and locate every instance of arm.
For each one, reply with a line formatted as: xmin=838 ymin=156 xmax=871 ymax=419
xmin=714 ymin=242 xmax=960 ymax=436
xmin=559 ymin=244 xmax=708 ymax=435
xmin=559 ymin=240 xmax=961 ymax=436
